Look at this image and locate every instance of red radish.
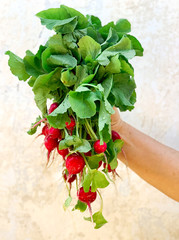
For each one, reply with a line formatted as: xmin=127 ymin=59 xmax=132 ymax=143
xmin=57 ymin=145 xmax=69 ymax=159
xmin=65 ymin=116 xmax=76 ymax=130
xmin=112 ymin=130 xmax=121 ymax=141
xmin=98 ymin=160 xmax=102 ymax=168
xmin=78 ymin=187 xmax=97 ymax=204
xmin=94 ymin=140 xmax=107 ymax=154
xmin=103 ymin=163 xmax=113 ymax=172
xmin=42 ymin=125 xmax=49 ymax=136
xmin=86 ymin=134 xmax=91 ymax=140
xmin=66 ymin=153 xmax=85 ymax=175
xmin=48 ymin=127 xmax=62 ymax=140
xmin=77 ymin=187 xmax=97 ymax=222
xmin=84 ymin=151 xmax=92 ymax=157
xmin=78 ymin=186 xmax=97 ymax=222
xmin=112 ymin=130 xmax=126 ymax=170
xmin=44 ymin=135 xmax=58 ymax=164
xmin=36 ymin=125 xmax=49 ymax=138
xmin=48 ymin=102 xmax=59 ymax=114
xmin=63 ymin=173 xmax=76 ymax=183
xmin=103 ymin=162 xmax=119 ymax=176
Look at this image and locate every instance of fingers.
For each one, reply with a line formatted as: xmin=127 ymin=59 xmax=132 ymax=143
xmin=111 ymin=107 xmax=120 ymax=126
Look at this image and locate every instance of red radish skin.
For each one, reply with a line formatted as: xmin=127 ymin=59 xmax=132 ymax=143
xmin=48 ymin=102 xmax=59 ymax=114
xmin=63 ymin=173 xmax=76 ymax=183
xmin=42 ymin=125 xmax=49 ymax=136
xmin=57 ymin=145 xmax=69 ymax=159
xmin=66 ymin=153 xmax=85 ymax=175
xmin=112 ymin=130 xmax=121 ymax=141
xmin=103 ymin=163 xmax=120 ymax=178
xmin=36 ymin=125 xmax=49 ymax=138
xmin=44 ymin=135 xmax=58 ymax=164
xmin=86 ymin=134 xmax=91 ymax=140
xmin=78 ymin=187 xmax=97 ymax=204
xmin=84 ymin=151 xmax=92 ymax=157
xmin=63 ymin=172 xmax=76 ymax=189
xmin=94 ymin=140 xmax=107 ymax=154
xmin=103 ymin=163 xmax=113 ymax=172
xmin=65 ymin=116 xmax=76 ymax=130
xmin=78 ymin=187 xmax=97 ymax=223
xmin=48 ymin=127 xmax=62 ymax=140
xmin=98 ymin=160 xmax=102 ymax=168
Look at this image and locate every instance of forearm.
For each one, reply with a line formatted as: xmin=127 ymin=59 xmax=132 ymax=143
xmin=115 ymin=121 xmax=179 ymax=202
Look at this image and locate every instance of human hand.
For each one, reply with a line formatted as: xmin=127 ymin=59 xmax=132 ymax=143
xmin=111 ymin=107 xmax=123 ymax=133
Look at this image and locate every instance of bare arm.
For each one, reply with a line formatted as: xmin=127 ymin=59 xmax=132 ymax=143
xmin=111 ymin=108 xmax=179 ymax=202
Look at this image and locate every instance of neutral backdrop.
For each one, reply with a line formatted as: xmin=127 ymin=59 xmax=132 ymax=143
xmin=0 ymin=0 xmax=179 ymax=239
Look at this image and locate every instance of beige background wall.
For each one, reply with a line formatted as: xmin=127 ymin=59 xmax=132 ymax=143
xmin=0 ymin=0 xmax=179 ymax=239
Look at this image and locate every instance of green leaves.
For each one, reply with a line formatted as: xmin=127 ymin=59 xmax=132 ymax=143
xmin=36 ymin=8 xmax=77 ymax=33
xmin=73 ymin=200 xmax=87 ymax=212
xmin=32 ymin=68 xmax=63 ymax=115
xmin=98 ymin=101 xmax=111 ymax=143
xmin=107 ymin=139 xmax=124 ymax=169
xmin=78 ymin=36 xmax=101 ymax=60
xmin=47 ymin=97 xmax=70 ymax=128
xmin=97 ymin=75 xmax=114 ymax=142
xmin=87 ymin=153 xmax=105 ymax=169
xmin=105 ymin=54 xmax=121 ymax=73
xmin=83 ymin=170 xmax=109 ymax=192
xmin=111 ymin=73 xmax=136 ymax=111
xmin=84 ymin=211 xmax=107 ymax=229
xmin=61 ymin=5 xmax=88 ymax=29
xmin=86 ymin=15 xmax=102 ymax=30
xmin=69 ymin=87 xmax=99 ymax=118
xmin=47 ymin=54 xmax=77 ymax=68
xmin=47 ymin=33 xmax=68 ymax=54
xmin=63 ymin=196 xmax=72 ymax=210
xmin=97 ymin=35 xmax=135 ymax=65
xmin=23 ymin=47 xmax=45 ymax=78
xmin=127 ymin=34 xmax=144 ymax=56
xmin=61 ymin=70 xmax=77 ymax=87
xmin=5 ymin=51 xmax=30 ymax=81
xmin=36 ymin=5 xmax=88 ymax=33
xmin=59 ymin=134 xmax=91 ymax=153
xmin=27 ymin=116 xmax=42 ymax=135
xmin=115 ymin=19 xmax=131 ymax=33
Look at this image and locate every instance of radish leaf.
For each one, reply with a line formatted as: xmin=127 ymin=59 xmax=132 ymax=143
xmin=27 ymin=116 xmax=42 ymax=135
xmin=84 ymin=211 xmax=107 ymax=229
xmin=33 ymin=68 xmax=63 ymax=114
xmin=5 ymin=51 xmax=30 ymax=81
xmin=47 ymin=54 xmax=77 ymax=68
xmin=97 ymin=35 xmax=135 ymax=65
xmin=87 ymin=153 xmax=105 ymax=169
xmin=83 ymin=170 xmax=109 ymax=192
xmin=111 ymin=73 xmax=136 ymax=111
xmin=63 ymin=196 xmax=72 ymax=210
xmin=69 ymin=90 xmax=98 ymax=118
xmin=73 ymin=200 xmax=87 ymax=212
xmin=115 ymin=19 xmax=131 ymax=33
xmin=78 ymin=36 xmax=101 ymax=60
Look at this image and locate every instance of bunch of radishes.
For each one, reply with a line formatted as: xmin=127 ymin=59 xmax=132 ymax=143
xmin=6 ymin=4 xmax=143 ymax=228
xmin=35 ymin=101 xmax=122 ymax=227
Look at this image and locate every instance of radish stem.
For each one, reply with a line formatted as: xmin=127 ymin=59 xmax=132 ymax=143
xmin=85 ymin=119 xmax=98 ymax=141
xmin=81 ymin=153 xmax=91 ymax=171
xmin=97 ymin=189 xmax=103 ymax=212
xmin=31 ymin=118 xmax=47 ymax=128
xmin=87 ymin=202 xmax=94 ymax=224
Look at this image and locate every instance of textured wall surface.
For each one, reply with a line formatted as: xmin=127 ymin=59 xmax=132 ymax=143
xmin=0 ymin=0 xmax=179 ymax=239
